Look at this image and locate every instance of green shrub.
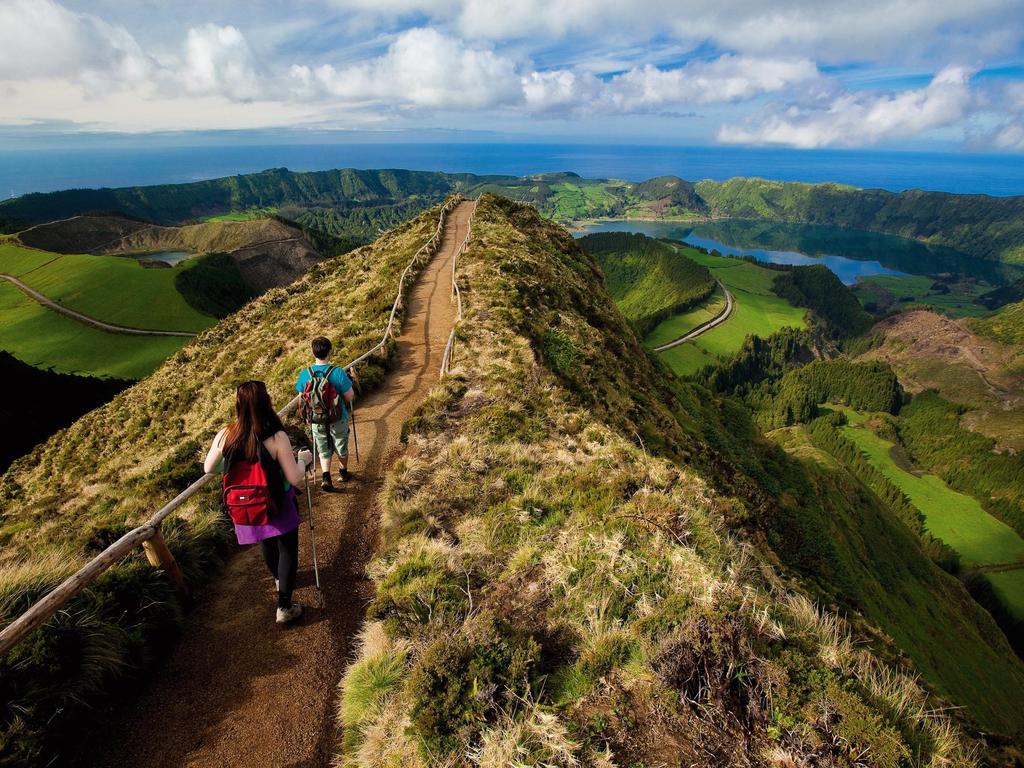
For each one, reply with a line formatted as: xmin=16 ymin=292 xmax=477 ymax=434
xmin=406 ymin=613 xmax=541 ymax=757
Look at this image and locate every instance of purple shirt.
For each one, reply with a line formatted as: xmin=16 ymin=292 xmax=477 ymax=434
xmin=233 ymin=487 xmax=301 ymax=545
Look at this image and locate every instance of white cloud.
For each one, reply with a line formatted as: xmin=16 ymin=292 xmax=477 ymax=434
xmin=992 ymin=121 xmax=1024 ymax=150
xmin=0 ymin=0 xmax=1017 ymax=149
xmin=327 ymin=0 xmax=1024 ymax=64
xmin=303 ymin=28 xmax=522 ymax=109
xmin=181 ymin=24 xmax=263 ymax=101
xmin=0 ymin=0 xmax=151 ymax=86
xmin=605 ymin=56 xmax=820 ymax=110
xmin=718 ymin=66 xmax=975 ymax=148
xmin=521 ymin=56 xmax=819 ymax=117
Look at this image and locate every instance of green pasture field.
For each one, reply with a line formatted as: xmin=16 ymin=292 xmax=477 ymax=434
xmin=658 ymin=252 xmax=808 ymax=375
xmin=985 ymin=569 xmax=1024 ymax=621
xmin=852 ymin=274 xmax=990 ymax=318
xmin=839 ymin=408 xmax=1024 ymax=568
xmin=644 ymin=286 xmax=726 ymax=348
xmin=0 ymin=282 xmax=188 ymax=379
xmin=0 ymin=242 xmax=215 ymax=332
xmin=548 ymin=182 xmax=621 ymax=220
xmin=203 ymin=207 xmax=278 ymax=222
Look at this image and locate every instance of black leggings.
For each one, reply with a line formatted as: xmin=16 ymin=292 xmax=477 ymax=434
xmin=260 ymin=527 xmax=299 ymax=608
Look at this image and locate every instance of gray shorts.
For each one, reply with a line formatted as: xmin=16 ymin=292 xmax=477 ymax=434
xmin=312 ymin=415 xmax=349 ymax=460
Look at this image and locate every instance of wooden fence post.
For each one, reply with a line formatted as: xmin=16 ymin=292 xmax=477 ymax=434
xmin=143 ymin=530 xmax=188 ymax=594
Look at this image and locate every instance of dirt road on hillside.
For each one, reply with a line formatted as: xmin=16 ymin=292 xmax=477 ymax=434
xmin=653 ymin=279 xmax=733 ymax=352
xmin=0 ymin=273 xmax=197 ymax=337
xmin=90 ymin=200 xmax=475 ymax=767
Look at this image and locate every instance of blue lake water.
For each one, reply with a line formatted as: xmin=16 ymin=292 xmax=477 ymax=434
xmin=1 ymin=143 xmax=1023 ymax=197
xmin=575 ymin=219 xmax=1021 ymax=286
xmin=677 ymin=232 xmax=907 ymax=284
xmin=130 ymin=251 xmax=191 ymax=266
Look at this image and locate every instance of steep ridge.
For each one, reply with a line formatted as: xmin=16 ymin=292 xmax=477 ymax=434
xmin=0 ymin=202 xmax=461 ymax=765
xmin=329 ymin=196 xmax=1019 ymax=766
xmin=88 ymin=200 xmax=473 ymax=767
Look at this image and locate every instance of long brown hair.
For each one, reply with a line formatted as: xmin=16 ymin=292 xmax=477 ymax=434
xmin=223 ymin=381 xmax=285 ymax=462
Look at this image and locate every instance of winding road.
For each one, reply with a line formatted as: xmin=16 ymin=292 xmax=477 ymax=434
xmin=0 ymin=273 xmax=197 ymax=338
xmin=653 ymin=279 xmax=734 ymax=352
xmin=89 ymin=200 xmax=475 ymax=767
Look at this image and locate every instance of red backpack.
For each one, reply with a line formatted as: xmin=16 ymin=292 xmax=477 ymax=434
xmin=298 ymin=365 xmax=344 ymax=425
xmin=222 ymin=444 xmax=282 ymax=526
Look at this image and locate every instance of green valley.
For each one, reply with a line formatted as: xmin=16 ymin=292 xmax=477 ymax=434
xmin=838 ymin=407 xmax=1024 ymax=572
xmin=0 ymin=281 xmax=188 ymax=379
xmin=0 ymin=241 xmax=213 ymax=333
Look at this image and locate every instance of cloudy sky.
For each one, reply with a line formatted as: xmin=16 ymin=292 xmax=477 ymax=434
xmin=2 ymin=0 xmax=1024 ymax=150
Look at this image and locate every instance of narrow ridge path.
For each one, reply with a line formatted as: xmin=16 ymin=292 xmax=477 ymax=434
xmin=91 ymin=200 xmax=475 ymax=767
xmin=0 ymin=273 xmax=198 ymax=337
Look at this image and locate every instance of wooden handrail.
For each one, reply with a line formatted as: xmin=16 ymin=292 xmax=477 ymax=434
xmin=440 ymin=199 xmax=477 ymax=377
xmin=0 ymin=196 xmax=462 ymax=657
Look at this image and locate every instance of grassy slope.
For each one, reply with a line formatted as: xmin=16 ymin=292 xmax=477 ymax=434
xmin=0 ymin=242 xmax=214 ymax=332
xmin=972 ymin=299 xmax=1024 ymax=345
xmin=775 ymin=420 xmax=1024 ymax=737
xmin=644 ymin=286 xmax=726 ymax=347
xmin=0 ymin=282 xmax=187 ymax=379
xmin=0 ymin=168 xmax=475 ymax=228
xmin=839 ymin=409 xmax=1024 ymax=568
xmin=333 ymin=197 xmax=1020 ymax=767
xmin=988 ymin=570 xmax=1024 ymax=620
xmin=0 ymin=204 xmax=446 ymax=765
xmin=659 ymin=251 xmax=807 ymax=375
xmin=580 ymin=233 xmax=714 ymax=337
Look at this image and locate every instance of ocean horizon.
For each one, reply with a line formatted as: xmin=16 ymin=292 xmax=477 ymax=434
xmin=2 ymin=143 xmax=1023 ymax=199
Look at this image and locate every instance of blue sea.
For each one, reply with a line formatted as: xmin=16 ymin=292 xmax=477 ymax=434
xmin=1 ymin=143 xmax=1023 ymax=198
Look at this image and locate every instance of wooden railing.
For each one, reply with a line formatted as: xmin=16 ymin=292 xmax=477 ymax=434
xmin=0 ymin=196 xmax=463 ymax=657
xmin=440 ymin=199 xmax=477 ymax=377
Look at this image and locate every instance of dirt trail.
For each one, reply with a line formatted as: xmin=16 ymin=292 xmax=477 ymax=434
xmin=91 ymin=200 xmax=475 ymax=768
xmin=0 ymin=273 xmax=197 ymax=337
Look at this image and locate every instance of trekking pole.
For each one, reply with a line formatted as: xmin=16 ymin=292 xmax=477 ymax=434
xmin=347 ymin=366 xmax=362 ymax=465
xmin=350 ymin=405 xmax=360 ymax=464
xmin=305 ymin=424 xmax=322 ymax=593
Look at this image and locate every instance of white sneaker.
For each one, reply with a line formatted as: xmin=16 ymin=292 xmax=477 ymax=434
xmin=276 ymin=603 xmax=303 ymax=624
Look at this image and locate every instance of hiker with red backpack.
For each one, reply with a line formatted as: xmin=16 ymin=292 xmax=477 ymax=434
xmin=296 ymin=336 xmax=355 ymax=492
xmin=203 ymin=380 xmax=313 ymax=625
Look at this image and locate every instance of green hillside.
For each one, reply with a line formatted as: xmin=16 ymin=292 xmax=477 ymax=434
xmin=0 ymin=281 xmax=188 ymax=379
xmin=5 ymin=196 xmax=1022 ymax=764
xmin=579 ymin=232 xmax=714 ymax=337
xmin=0 ymin=241 xmax=214 ymax=333
xmin=972 ymin=299 xmax=1024 ymax=345
xmin=658 ymin=251 xmax=808 ymax=375
xmin=340 ymin=195 xmax=1015 ymax=763
xmin=7 ymin=168 xmax=1024 ymax=269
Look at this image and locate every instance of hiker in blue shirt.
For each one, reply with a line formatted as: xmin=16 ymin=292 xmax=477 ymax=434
xmin=296 ymin=336 xmax=355 ymax=491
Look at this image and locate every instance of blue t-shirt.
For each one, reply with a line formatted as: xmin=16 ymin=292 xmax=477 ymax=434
xmin=295 ymin=364 xmax=353 ymax=409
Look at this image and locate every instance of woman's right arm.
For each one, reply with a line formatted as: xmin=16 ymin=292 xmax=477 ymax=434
xmin=273 ymin=431 xmax=308 ymax=486
xmin=203 ymin=428 xmax=227 ymax=474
